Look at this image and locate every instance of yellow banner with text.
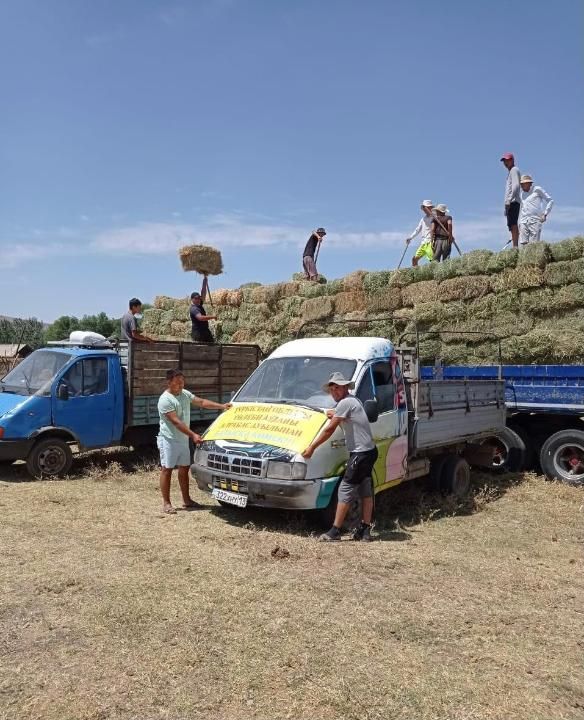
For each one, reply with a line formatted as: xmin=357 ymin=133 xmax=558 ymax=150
xmin=204 ymin=403 xmax=328 ymax=454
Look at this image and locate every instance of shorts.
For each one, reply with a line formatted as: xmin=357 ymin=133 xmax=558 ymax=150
xmin=519 ymin=218 xmax=542 ymax=245
xmin=303 ymin=255 xmax=318 ymax=279
xmin=337 ymin=447 xmax=378 ymax=504
xmin=433 ymin=237 xmax=452 ymax=262
xmin=506 ymin=201 xmax=520 ymax=229
xmin=414 ymin=241 xmax=434 ymax=262
xmin=157 ymin=435 xmax=191 ymax=469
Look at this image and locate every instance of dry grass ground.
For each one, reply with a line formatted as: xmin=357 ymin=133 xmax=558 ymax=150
xmin=0 ymin=453 xmax=583 ymax=720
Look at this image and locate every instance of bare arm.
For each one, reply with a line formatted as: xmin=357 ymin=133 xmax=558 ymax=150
xmin=192 ymin=396 xmax=231 ymax=412
xmin=164 ymin=411 xmax=202 ymax=443
xmin=131 ymin=330 xmax=155 ymax=343
xmin=302 ymin=416 xmax=344 ymax=459
xmin=194 ymin=314 xmax=217 ymax=322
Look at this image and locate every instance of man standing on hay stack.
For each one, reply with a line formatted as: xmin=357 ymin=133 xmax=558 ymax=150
xmin=431 ymin=204 xmax=454 ymax=262
xmin=501 ymin=152 xmax=522 ymax=248
xmin=405 ymin=200 xmax=435 ymax=266
xmin=518 ymin=174 xmax=554 ymax=245
xmin=302 ymin=227 xmax=326 ymax=280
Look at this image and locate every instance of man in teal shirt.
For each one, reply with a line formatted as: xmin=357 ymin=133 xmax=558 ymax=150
xmin=157 ymin=369 xmax=230 ymax=514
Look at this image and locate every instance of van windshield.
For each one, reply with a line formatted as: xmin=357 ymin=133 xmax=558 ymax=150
xmin=234 ymin=356 xmax=357 ymax=409
xmin=0 ymin=351 xmax=72 ymax=396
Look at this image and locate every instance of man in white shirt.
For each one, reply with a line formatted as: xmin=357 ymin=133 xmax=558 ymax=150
xmin=518 ymin=174 xmax=554 ymax=245
xmin=501 ymin=152 xmax=522 ymax=248
xmin=405 ymin=200 xmax=435 ymax=267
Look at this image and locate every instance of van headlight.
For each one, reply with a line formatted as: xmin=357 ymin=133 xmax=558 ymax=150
xmin=267 ymin=460 xmax=307 ymax=480
xmin=193 ymin=448 xmax=208 ymax=465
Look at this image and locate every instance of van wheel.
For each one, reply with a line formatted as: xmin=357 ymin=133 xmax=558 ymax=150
xmin=540 ymin=429 xmax=584 ymax=486
xmin=26 ymin=438 xmax=73 ymax=479
xmin=441 ymin=456 xmax=471 ymax=498
xmin=482 ymin=427 xmax=526 ymax=473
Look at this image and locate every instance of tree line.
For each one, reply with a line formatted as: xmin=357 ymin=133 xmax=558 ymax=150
xmin=0 ymin=312 xmax=126 ymax=349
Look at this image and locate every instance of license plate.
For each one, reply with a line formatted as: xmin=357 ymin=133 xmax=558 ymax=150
xmin=212 ymin=488 xmax=248 ymax=508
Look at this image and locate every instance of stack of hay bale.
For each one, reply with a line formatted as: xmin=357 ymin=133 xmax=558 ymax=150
xmin=141 ymin=236 xmax=584 ymax=364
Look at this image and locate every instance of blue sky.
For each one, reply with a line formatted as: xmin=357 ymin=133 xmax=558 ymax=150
xmin=1 ymin=0 xmax=583 ymax=322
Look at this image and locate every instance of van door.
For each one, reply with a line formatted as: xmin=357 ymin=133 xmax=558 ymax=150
xmin=356 ymin=357 xmax=408 ymax=492
xmin=52 ymin=356 xmax=115 ymax=448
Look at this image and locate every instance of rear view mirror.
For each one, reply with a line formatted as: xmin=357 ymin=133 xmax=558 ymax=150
xmin=364 ymin=399 xmax=379 ymax=423
xmin=57 ymin=383 xmax=69 ymax=401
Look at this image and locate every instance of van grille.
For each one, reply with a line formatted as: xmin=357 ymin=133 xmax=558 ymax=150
xmin=207 ymin=453 xmax=263 ymax=477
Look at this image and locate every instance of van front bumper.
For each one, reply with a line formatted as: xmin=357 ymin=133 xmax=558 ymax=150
xmin=0 ymin=439 xmax=33 ymax=462
xmin=191 ymin=462 xmax=339 ymax=511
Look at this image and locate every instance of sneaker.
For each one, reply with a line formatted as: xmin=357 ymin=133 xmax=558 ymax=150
xmin=318 ymin=527 xmax=341 ymax=542
xmin=352 ymin=523 xmax=372 ymax=542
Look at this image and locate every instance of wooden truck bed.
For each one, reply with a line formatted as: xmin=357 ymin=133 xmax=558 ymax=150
xmin=127 ymin=342 xmax=261 ymax=427
xmin=411 ymin=379 xmax=506 ymax=452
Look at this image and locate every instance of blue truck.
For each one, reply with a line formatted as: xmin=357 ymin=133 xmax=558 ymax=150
xmin=422 ymin=364 xmax=584 ymax=485
xmin=0 ymin=336 xmax=260 ymax=478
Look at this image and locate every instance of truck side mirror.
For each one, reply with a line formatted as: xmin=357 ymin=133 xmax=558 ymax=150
xmin=364 ymin=399 xmax=379 ymax=423
xmin=57 ymin=383 xmax=69 ymax=401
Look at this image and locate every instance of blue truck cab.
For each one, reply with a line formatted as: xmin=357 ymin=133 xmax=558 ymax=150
xmin=0 ymin=344 xmax=126 ymax=476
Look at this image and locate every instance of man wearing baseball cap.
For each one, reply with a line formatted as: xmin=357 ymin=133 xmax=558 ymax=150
xmin=518 ymin=174 xmax=554 ymax=245
xmin=501 ymin=153 xmax=521 ymax=248
xmin=302 ymin=371 xmax=378 ymax=542
xmin=406 ymin=200 xmax=435 ymax=267
xmin=302 ymin=227 xmax=326 ymax=281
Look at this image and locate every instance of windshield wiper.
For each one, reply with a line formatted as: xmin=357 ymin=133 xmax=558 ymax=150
xmin=277 ymin=399 xmax=325 ymax=412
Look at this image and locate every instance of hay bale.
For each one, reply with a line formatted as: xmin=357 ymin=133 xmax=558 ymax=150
xmin=491 ymin=266 xmax=544 ymax=292
xmin=267 ymin=313 xmax=291 ymax=334
xmin=240 ymin=283 xmax=262 ymax=302
xmin=440 ymin=342 xmax=473 ymax=365
xmin=401 ymin=280 xmax=439 ymax=307
xmin=412 ymin=301 xmax=446 ymax=325
xmin=170 ymin=320 xmax=190 ymax=339
xmin=287 ymin=317 xmax=304 ymax=334
xmin=226 ymin=290 xmax=243 ymax=307
xmin=486 ymin=247 xmax=519 ymax=274
xmin=363 ymin=271 xmax=392 ymax=294
xmin=466 ymin=294 xmax=494 ymax=321
xmin=231 ymin=328 xmax=255 ymax=344
xmin=237 ymin=303 xmax=270 ymax=328
xmin=517 ymin=242 xmax=552 ymax=268
xmin=433 ymin=257 xmax=465 ymax=282
xmin=217 ymin=305 xmax=239 ymax=321
xmin=388 ymin=268 xmax=416 ymax=288
xmin=438 ymin=275 xmax=491 ymax=302
xmin=520 ymin=287 xmax=555 ymax=315
xmin=299 ymin=281 xmax=328 ymax=298
xmin=492 ymin=290 xmax=520 ymax=314
xmin=460 ymin=249 xmax=494 ymax=275
xmin=220 ymin=320 xmax=239 ymax=336
xmin=549 ymin=236 xmax=584 ymax=262
xmin=303 ymin=296 xmax=334 ymax=322
xmin=277 ymin=296 xmax=305 ymax=316
xmin=413 ymin=263 xmax=436 ymax=281
xmin=365 ymin=290 xmax=403 ymax=314
xmin=208 ymin=288 xmax=229 ymax=305
xmin=292 ymin=273 xmax=327 ymax=284
xmin=544 ymin=257 xmax=584 ymax=286
xmin=178 ymin=244 xmax=223 ymax=275
xmin=143 ymin=308 xmax=163 ymax=324
xmin=250 ymin=283 xmax=283 ymax=305
xmin=153 ymin=295 xmax=176 ymax=310
xmin=334 ymin=291 xmax=366 ymax=315
xmin=324 ymin=278 xmax=344 ymax=296
xmin=551 ymin=283 xmax=584 ymax=313
xmin=343 ymin=270 xmax=367 ymax=292
xmin=280 ymin=282 xmax=300 ymax=297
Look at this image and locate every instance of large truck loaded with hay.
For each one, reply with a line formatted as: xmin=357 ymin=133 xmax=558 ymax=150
xmin=191 ymin=336 xmax=508 ymax=523
xmin=0 ymin=333 xmax=260 ymax=478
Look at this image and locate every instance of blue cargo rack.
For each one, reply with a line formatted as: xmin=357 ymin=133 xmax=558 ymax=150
xmin=421 ymin=365 xmax=584 ymax=415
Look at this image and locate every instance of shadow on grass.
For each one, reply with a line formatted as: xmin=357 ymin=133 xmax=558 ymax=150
xmin=209 ymin=470 xmax=527 ymax=539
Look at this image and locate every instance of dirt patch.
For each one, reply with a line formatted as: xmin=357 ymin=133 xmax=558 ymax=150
xmin=0 ymin=460 xmax=582 ymax=720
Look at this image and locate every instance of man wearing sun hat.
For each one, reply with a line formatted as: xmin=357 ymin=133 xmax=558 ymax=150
xmin=518 ymin=174 xmax=554 ymax=245
xmin=501 ymin=152 xmax=522 ymax=248
xmin=302 ymin=371 xmax=378 ymax=542
xmin=406 ymin=200 xmax=435 ymax=267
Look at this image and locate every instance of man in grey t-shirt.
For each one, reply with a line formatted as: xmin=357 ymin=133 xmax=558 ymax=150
xmin=302 ymin=372 xmax=378 ymax=542
xmin=120 ymin=298 xmax=155 ymax=344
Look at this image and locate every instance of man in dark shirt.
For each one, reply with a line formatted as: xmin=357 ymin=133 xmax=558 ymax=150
xmin=189 ymin=292 xmax=217 ymax=343
xmin=120 ymin=298 xmax=155 ymax=343
xmin=302 ymin=227 xmax=326 ymax=280
xmin=431 ymin=205 xmax=453 ymax=262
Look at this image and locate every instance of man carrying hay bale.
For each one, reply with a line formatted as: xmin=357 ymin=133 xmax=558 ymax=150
xmin=406 ymin=199 xmax=435 ymax=267
xmin=431 ymin=204 xmax=454 ymax=262
xmin=501 ymin=152 xmax=522 ymax=248
xmin=519 ymin=174 xmax=554 ymax=246
xmin=190 ymin=292 xmax=217 ymax=343
xmin=302 ymin=227 xmax=326 ymax=280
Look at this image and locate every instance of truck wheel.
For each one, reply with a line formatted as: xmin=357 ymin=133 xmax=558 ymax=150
xmin=429 ymin=454 xmax=450 ymax=492
xmin=482 ymin=427 xmax=526 ymax=473
xmin=440 ymin=456 xmax=471 ymax=498
xmin=540 ymin=429 xmax=584 ymax=486
xmin=26 ymin=438 xmax=73 ymax=479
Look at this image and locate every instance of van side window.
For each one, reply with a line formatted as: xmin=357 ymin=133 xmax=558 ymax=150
xmin=371 ymin=361 xmax=395 ymax=414
xmin=61 ymin=358 xmax=108 ymax=397
xmin=356 ymin=369 xmax=374 ymax=404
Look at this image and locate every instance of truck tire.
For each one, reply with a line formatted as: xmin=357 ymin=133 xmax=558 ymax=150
xmin=440 ymin=456 xmax=471 ymax=498
xmin=482 ymin=427 xmax=526 ymax=474
xmin=26 ymin=438 xmax=73 ymax=479
xmin=540 ymin=429 xmax=584 ymax=486
xmin=429 ymin=454 xmax=450 ymax=492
